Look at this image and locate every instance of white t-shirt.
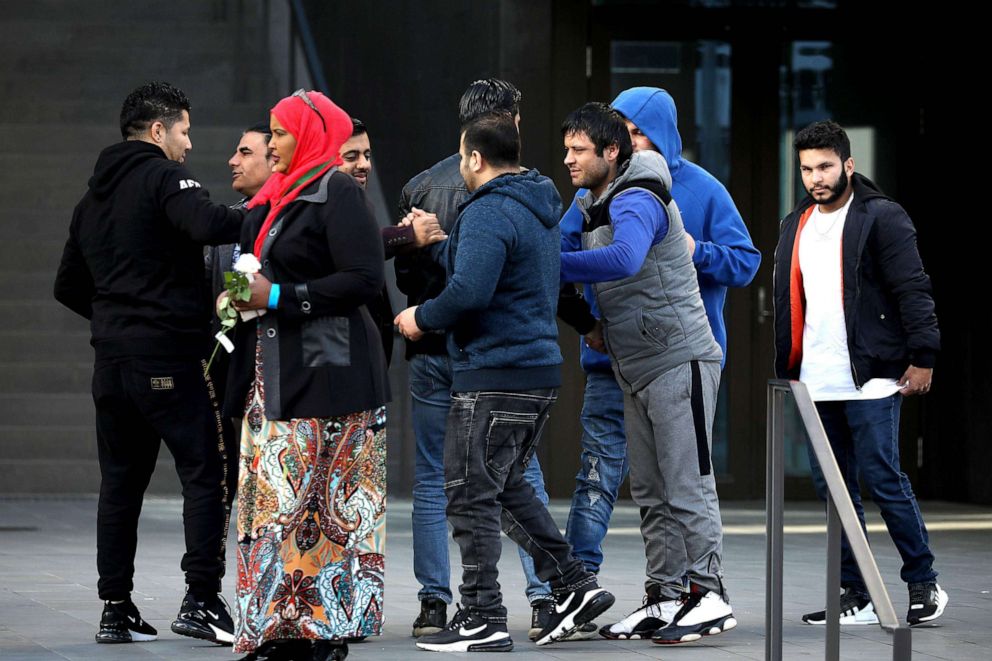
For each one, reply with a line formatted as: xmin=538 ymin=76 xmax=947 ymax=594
xmin=798 ymin=195 xmax=900 ymax=401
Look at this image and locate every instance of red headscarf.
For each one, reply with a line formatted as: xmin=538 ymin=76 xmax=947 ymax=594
xmin=248 ymin=90 xmax=353 ymax=257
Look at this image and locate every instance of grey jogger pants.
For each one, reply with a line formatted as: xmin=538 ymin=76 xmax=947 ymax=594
xmin=623 ymin=359 xmax=725 ymax=599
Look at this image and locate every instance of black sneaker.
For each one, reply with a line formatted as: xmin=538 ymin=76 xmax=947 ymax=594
xmin=534 ymin=580 xmax=615 ymax=646
xmin=599 ymin=584 xmax=679 ymax=640
xmin=412 ymin=597 xmax=448 ymax=637
xmin=170 ymin=592 xmax=235 ymax=645
xmin=528 ymin=598 xmax=554 ymax=641
xmin=802 ymin=587 xmax=878 ymax=625
xmin=95 ymin=598 xmax=158 ymax=643
xmin=907 ymin=582 xmax=948 ymax=625
xmin=415 ymin=605 xmax=513 ymax=652
xmin=313 ymin=640 xmax=350 ymax=660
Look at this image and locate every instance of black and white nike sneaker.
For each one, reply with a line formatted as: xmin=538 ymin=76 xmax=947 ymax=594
xmin=652 ymin=586 xmax=736 ymax=644
xmin=907 ymin=582 xmax=948 ymax=625
xmin=534 ymin=581 xmax=615 ymax=646
xmin=415 ymin=605 xmax=513 ymax=652
xmin=599 ymin=585 xmax=680 ymax=640
xmin=95 ymin=598 xmax=158 ymax=643
xmin=170 ymin=591 xmax=235 ymax=645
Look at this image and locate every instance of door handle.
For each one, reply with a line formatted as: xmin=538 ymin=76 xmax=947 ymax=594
xmin=757 ymin=286 xmax=774 ymax=324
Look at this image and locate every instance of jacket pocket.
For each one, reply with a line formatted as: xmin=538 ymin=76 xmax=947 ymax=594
xmin=301 ymin=316 xmax=351 ymax=367
xmin=637 ymin=307 xmax=677 ymax=351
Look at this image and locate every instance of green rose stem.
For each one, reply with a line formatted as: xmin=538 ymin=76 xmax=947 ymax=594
xmin=204 ymin=271 xmax=252 ymax=376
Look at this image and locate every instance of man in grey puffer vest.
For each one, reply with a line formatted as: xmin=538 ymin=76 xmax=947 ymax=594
xmin=558 ymin=103 xmax=735 ymax=645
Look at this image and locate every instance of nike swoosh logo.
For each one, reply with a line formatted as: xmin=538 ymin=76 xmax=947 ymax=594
xmin=126 ymin=615 xmax=137 ymax=624
xmin=207 ymin=610 xmax=218 ymax=619
xmin=459 ymin=625 xmax=486 ymax=636
xmin=555 ymin=593 xmax=574 ymax=614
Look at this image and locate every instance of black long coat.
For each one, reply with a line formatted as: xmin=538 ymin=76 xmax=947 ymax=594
xmin=224 ymin=169 xmax=391 ymax=420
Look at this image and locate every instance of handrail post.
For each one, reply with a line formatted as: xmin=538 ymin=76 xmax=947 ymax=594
xmin=765 ymin=383 xmax=785 ymax=661
xmin=764 ymin=380 xmax=911 ymax=661
xmin=826 ymin=496 xmax=841 ymax=661
xmin=892 ymin=627 xmax=912 ymax=660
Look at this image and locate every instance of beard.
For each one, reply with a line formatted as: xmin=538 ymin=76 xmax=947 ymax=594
xmin=809 ymin=168 xmax=849 ymax=206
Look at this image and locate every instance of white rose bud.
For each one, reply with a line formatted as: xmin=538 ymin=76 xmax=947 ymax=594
xmin=234 ymin=253 xmax=262 ymax=274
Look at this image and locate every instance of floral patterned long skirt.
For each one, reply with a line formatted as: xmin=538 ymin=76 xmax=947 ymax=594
xmin=233 ymin=344 xmax=386 ymax=654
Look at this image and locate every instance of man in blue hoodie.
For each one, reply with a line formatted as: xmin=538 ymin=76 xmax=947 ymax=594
xmin=395 ymin=111 xmax=614 ymax=652
xmin=558 ymin=99 xmax=749 ymax=644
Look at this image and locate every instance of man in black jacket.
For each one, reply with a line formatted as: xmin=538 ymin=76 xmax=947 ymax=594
xmin=54 ymin=81 xmax=242 ymax=646
xmin=773 ymin=120 xmax=945 ymax=626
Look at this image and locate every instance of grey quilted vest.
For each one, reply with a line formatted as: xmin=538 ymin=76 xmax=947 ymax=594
xmin=577 ymin=151 xmax=721 ymax=393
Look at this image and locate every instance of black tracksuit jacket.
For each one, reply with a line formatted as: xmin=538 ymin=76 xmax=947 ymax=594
xmin=54 ymin=141 xmax=243 ymax=358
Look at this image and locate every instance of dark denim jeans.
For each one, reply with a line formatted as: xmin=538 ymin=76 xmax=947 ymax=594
xmin=444 ymin=389 xmax=592 ymax=621
xmin=409 ymin=355 xmax=551 ymax=604
xmin=810 ymin=394 xmax=938 ymax=592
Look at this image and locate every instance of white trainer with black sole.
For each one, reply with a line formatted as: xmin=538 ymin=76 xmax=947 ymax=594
xmin=416 ymin=606 xmax=513 ymax=652
xmin=802 ymin=587 xmax=879 ymax=625
xmin=599 ymin=593 xmax=680 ymax=640
xmin=652 ymin=590 xmax=736 ymax=645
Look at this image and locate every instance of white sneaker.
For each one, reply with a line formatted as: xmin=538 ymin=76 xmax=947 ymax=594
xmin=652 ymin=589 xmax=736 ymax=645
xmin=802 ymin=587 xmax=879 ymax=625
xmin=599 ymin=591 xmax=681 ymax=640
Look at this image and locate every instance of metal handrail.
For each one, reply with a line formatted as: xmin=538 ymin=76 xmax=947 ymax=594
xmin=766 ymin=379 xmax=912 ymax=661
xmin=287 ymin=0 xmax=329 ymax=93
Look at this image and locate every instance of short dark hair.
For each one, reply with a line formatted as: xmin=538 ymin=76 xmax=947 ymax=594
xmin=561 ymin=102 xmax=632 ymax=164
xmin=245 ymin=122 xmax=272 ymax=143
xmin=350 ymin=117 xmax=368 ymax=137
xmin=458 ymin=78 xmax=521 ymax=126
xmin=794 ymin=120 xmax=851 ymax=162
xmin=461 ymin=111 xmax=520 ymax=169
xmin=119 ymin=81 xmax=191 ymax=139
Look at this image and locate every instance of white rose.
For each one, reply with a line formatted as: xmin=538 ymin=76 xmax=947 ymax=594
xmin=233 ymin=253 xmax=261 ymax=274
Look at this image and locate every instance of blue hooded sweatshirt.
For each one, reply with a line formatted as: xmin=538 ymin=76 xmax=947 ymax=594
xmin=561 ymin=87 xmax=760 ymax=372
xmin=416 ymin=169 xmax=563 ymax=392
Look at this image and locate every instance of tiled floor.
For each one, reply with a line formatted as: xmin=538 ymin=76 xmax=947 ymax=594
xmin=0 ymin=497 xmax=989 ymax=660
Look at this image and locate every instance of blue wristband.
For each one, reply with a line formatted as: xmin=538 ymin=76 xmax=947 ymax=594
xmin=267 ymin=283 xmax=281 ymax=309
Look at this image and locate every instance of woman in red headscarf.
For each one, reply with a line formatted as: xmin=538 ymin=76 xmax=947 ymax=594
xmin=224 ymin=90 xmax=389 ymax=661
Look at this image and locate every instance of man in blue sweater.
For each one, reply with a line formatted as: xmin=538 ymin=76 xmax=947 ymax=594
xmin=558 ymin=89 xmax=759 ymax=640
xmin=396 ymin=80 xmax=555 ymax=640
xmin=395 ymin=111 xmax=614 ymax=651
xmin=558 ymin=102 xmax=740 ymax=645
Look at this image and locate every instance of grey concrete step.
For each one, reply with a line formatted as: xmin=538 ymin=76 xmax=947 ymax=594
xmin=0 ymin=76 xmax=270 ymax=125
xmin=0 ymin=361 xmax=92 ymax=394
xmin=0 ymin=331 xmax=91 ymax=363
xmin=0 ymin=425 xmax=96 ymax=460
xmin=0 ymin=124 xmax=260 ymax=157
xmin=0 ymin=393 xmax=94 ymax=426
xmin=1 ymin=239 xmax=82 ymax=268
xmin=0 ymin=302 xmax=90 ymax=333
xmin=2 ymin=1 xmax=229 ymax=23
xmin=0 ymin=458 xmax=181 ymax=494
xmin=0 ymin=272 xmax=61 ymax=301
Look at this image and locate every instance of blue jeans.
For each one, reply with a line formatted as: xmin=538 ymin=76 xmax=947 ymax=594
xmin=409 ymin=354 xmax=551 ymax=604
xmin=810 ymin=394 xmax=937 ymax=591
xmin=444 ymin=389 xmax=591 ymax=620
xmin=565 ymin=370 xmax=629 ymax=574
